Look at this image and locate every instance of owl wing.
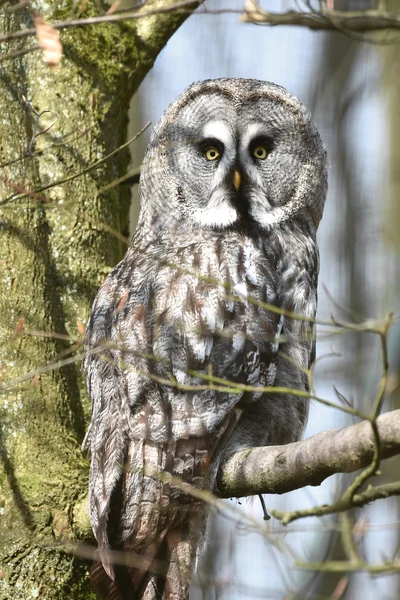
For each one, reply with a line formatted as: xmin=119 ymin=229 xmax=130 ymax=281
xmin=84 ymin=242 xmax=284 ymax=583
xmin=85 ymin=249 xmax=169 ymax=574
xmin=220 ymin=235 xmax=319 ymax=456
xmin=84 ymin=264 xmax=132 ymax=577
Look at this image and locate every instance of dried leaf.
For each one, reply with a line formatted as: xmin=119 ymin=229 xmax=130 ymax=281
xmin=76 ymin=319 xmax=86 ymax=336
xmin=14 ymin=316 xmax=25 ymax=338
xmin=34 ymin=13 xmax=62 ymax=67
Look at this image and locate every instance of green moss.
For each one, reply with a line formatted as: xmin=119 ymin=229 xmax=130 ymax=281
xmin=0 ymin=0 xmax=195 ymax=596
xmin=72 ymin=496 xmax=93 ymax=541
xmin=0 ymin=545 xmax=96 ymax=600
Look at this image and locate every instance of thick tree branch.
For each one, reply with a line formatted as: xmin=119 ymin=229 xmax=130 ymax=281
xmin=243 ymin=1 xmax=400 ymax=33
xmin=0 ymin=0 xmax=200 ymax=43
xmin=218 ymin=409 xmax=400 ymax=498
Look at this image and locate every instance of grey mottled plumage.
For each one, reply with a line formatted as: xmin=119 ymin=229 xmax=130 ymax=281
xmin=84 ymin=78 xmax=327 ymax=599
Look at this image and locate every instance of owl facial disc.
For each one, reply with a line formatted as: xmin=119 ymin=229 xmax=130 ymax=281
xmin=139 ymin=78 xmax=327 ymax=233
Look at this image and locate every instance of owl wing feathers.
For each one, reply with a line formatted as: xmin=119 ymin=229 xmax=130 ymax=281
xmin=85 ymin=236 xmax=287 ymax=593
xmin=219 ymin=233 xmax=318 ymax=457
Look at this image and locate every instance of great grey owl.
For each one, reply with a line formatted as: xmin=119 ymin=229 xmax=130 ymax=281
xmin=84 ymin=78 xmax=327 ymax=600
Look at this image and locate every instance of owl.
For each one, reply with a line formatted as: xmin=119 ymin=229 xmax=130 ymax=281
xmin=84 ymin=78 xmax=327 ymax=600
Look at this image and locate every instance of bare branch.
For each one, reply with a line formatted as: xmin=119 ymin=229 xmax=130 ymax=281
xmin=217 ymin=409 xmax=400 ymax=500
xmin=295 ymin=559 xmax=400 ymax=574
xmin=0 ymin=122 xmax=150 ymax=206
xmin=0 ymin=0 xmax=201 ymax=43
xmin=243 ymin=1 xmax=400 ymax=33
xmin=1 ymin=1 xmax=400 ymax=46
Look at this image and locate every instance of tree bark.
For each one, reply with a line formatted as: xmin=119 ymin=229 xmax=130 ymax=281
xmin=218 ymin=409 xmax=400 ymax=498
xmin=0 ymin=2 xmax=198 ymax=598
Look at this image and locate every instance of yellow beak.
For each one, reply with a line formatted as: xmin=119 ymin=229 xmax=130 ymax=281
xmin=233 ymin=170 xmax=241 ymax=191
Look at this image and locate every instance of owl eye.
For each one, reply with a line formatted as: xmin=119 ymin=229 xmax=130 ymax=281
xmin=253 ymin=145 xmax=268 ymax=160
xmin=204 ymin=146 xmax=221 ymax=161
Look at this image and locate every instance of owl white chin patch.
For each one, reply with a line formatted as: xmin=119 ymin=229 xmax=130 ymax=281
xmin=192 ymin=191 xmax=238 ymax=228
xmin=192 ymin=206 xmax=238 ymax=228
xmin=250 ymin=204 xmax=286 ymax=227
xmin=192 ymin=205 xmax=237 ymax=228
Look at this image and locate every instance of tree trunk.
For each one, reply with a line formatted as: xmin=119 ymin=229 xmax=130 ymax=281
xmin=0 ymin=2 xmax=197 ymax=598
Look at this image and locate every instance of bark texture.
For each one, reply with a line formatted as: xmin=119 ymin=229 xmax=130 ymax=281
xmin=218 ymin=409 xmax=400 ymax=498
xmin=0 ymin=2 xmax=197 ymax=598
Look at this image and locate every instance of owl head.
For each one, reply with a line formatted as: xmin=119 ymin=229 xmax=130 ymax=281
xmin=138 ymin=78 xmax=327 ymax=236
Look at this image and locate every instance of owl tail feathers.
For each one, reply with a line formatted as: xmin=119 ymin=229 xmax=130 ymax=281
xmin=90 ymin=527 xmax=198 ymax=600
xmin=161 ymin=527 xmax=196 ymax=599
xmin=134 ymin=528 xmax=196 ymax=600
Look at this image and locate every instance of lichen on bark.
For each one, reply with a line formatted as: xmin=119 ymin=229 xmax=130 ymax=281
xmin=0 ymin=1 xmax=198 ymax=597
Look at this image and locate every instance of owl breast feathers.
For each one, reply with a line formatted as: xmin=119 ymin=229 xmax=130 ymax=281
xmin=84 ymin=78 xmax=327 ymax=600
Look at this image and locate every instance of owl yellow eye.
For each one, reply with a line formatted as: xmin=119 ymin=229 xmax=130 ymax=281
xmin=204 ymin=146 xmax=220 ymax=161
xmin=253 ymin=145 xmax=268 ymax=160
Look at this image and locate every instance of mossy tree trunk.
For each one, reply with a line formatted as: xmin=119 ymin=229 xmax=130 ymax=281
xmin=0 ymin=2 xmax=196 ymax=598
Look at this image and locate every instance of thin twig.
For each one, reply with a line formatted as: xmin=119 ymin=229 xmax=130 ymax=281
xmin=0 ymin=122 xmax=150 ymax=206
xmin=1 ymin=3 xmax=400 ymax=45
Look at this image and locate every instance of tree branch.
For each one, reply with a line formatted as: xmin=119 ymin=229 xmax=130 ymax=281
xmin=243 ymin=1 xmax=400 ymax=33
xmin=0 ymin=0 xmax=201 ymax=43
xmin=218 ymin=409 xmax=400 ymax=499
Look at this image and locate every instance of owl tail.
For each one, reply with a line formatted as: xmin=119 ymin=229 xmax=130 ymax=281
xmin=90 ymin=519 xmax=203 ymax=599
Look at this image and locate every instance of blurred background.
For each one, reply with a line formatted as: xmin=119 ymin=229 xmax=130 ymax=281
xmin=126 ymin=1 xmax=400 ymax=597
